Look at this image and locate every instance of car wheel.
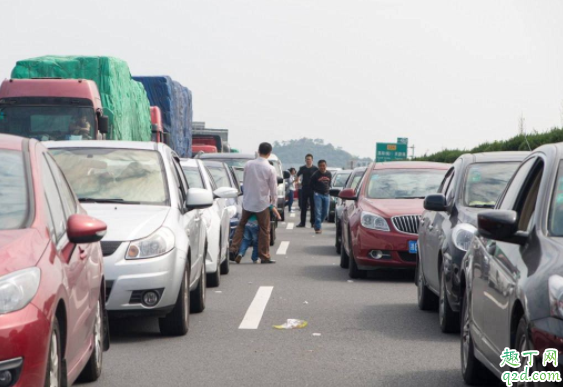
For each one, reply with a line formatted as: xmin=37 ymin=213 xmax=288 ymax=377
xmin=220 ymin=237 xmax=230 ymax=275
xmin=348 ymin=244 xmax=365 ymax=279
xmin=515 ymin=317 xmax=539 ymax=387
xmin=328 ymin=212 xmax=335 ymax=223
xmin=190 ymin=260 xmax=206 ymax=313
xmin=159 ymin=266 xmax=190 ymax=336
xmin=439 ymin=266 xmax=460 ymax=333
xmin=270 ymin=224 xmax=276 ymax=246
xmin=339 ymin=231 xmax=349 ymax=268
xmin=207 ymin=260 xmax=221 ymax=288
xmin=77 ymin=293 xmax=104 ymax=382
xmin=335 ymin=222 xmax=342 ymax=255
xmin=44 ymin=317 xmax=63 ymax=387
xmin=417 ymin=259 xmax=438 ymax=311
xmin=461 ymin=291 xmax=494 ymax=385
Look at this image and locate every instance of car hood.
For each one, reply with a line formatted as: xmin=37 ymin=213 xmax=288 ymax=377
xmin=0 ymin=228 xmax=48 ymax=276
xmin=457 ymin=206 xmax=480 ymax=227
xmin=361 ymin=198 xmax=424 ymax=218
xmin=82 ymin=204 xmax=170 ymax=241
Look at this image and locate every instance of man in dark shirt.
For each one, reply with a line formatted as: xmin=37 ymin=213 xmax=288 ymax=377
xmin=311 ymin=160 xmax=332 ymax=233
xmin=296 ymin=154 xmax=318 ymax=228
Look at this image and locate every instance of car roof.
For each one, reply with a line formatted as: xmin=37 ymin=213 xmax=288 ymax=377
xmin=353 ymin=167 xmax=367 ymax=173
xmin=459 ymin=151 xmax=530 ymax=163
xmin=201 ymin=160 xmax=227 ymax=168
xmin=44 ymin=140 xmax=161 ymax=151
xmin=198 ymin=153 xmax=256 ymax=160
xmin=0 ymin=134 xmax=25 ymax=151
xmin=372 ymin=161 xmax=450 ymax=170
xmin=335 ymin=169 xmax=352 ymax=174
xmin=179 ymin=158 xmax=198 ymax=167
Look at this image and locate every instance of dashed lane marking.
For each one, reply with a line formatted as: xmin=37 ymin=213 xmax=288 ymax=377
xmin=239 ymin=286 xmax=274 ymax=329
xmin=276 ymin=241 xmax=290 ymax=255
xmin=287 ymin=222 xmax=294 ymax=230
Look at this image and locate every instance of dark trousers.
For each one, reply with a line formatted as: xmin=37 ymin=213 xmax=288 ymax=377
xmin=230 ymin=208 xmax=271 ymax=261
xmin=298 ymin=188 xmax=303 ymax=210
xmin=300 ymin=187 xmax=315 ymax=226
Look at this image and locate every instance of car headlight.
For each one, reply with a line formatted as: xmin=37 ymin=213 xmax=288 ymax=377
xmin=549 ymin=275 xmax=563 ymax=320
xmin=126 ymin=227 xmax=175 ymax=259
xmin=360 ymin=211 xmax=390 ymax=231
xmin=0 ymin=267 xmax=41 ymax=314
xmin=452 ymin=224 xmax=477 ymax=252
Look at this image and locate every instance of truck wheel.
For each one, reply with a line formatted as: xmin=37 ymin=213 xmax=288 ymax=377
xmin=159 ymin=267 xmax=190 ymax=336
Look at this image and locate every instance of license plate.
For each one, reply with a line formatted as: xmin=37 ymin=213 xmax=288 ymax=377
xmin=408 ymin=241 xmax=418 ymax=254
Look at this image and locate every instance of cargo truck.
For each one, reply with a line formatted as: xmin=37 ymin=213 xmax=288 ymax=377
xmin=192 ymin=121 xmax=230 ymax=153
xmin=0 ymin=78 xmax=109 ymax=141
xmin=150 ymin=106 xmax=164 ymax=143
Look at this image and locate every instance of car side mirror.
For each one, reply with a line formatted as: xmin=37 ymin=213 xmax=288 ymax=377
xmin=424 ymin=194 xmax=447 ymax=212
xmin=187 ymin=188 xmax=214 ymax=210
xmin=477 ymin=210 xmax=528 ymax=245
xmin=98 ymin=115 xmax=109 ymax=134
xmin=339 ymin=188 xmax=357 ymax=201
xmin=283 ymin=170 xmax=290 ymax=179
xmin=277 ymin=177 xmax=284 ymax=185
xmin=329 ymin=188 xmax=341 ymax=197
xmin=213 ymin=186 xmax=239 ymax=199
xmin=67 ymin=214 xmax=107 ymax=244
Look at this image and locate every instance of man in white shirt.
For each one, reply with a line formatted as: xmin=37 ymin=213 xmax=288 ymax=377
xmin=230 ymin=142 xmax=278 ymax=263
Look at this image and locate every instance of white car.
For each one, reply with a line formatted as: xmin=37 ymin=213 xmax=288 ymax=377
xmin=180 ymin=159 xmax=238 ymax=287
xmin=46 ymin=141 xmax=213 ymax=337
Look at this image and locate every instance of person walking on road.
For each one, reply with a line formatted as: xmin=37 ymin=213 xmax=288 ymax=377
xmin=286 ymin=168 xmax=296 ymax=212
xmin=311 ymin=160 xmax=332 ymax=234
xmin=296 ymin=154 xmax=318 ymax=228
xmin=230 ymin=142 xmax=279 ymax=264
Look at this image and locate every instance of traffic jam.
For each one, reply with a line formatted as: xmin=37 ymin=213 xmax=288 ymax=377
xmin=1 ymin=56 xmax=563 ymax=387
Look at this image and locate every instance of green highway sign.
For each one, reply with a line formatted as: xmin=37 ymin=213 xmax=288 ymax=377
xmin=397 ymin=137 xmax=408 ymax=145
xmin=376 ymin=142 xmax=408 ymax=162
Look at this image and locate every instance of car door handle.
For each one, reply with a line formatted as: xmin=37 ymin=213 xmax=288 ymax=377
xmin=78 ymin=246 xmax=88 ymax=260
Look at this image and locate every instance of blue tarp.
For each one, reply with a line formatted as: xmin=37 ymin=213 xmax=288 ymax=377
xmin=133 ymin=76 xmax=193 ymax=157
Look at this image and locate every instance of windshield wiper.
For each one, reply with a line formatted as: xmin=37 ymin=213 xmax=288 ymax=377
xmin=79 ymin=198 xmax=140 ymax=204
xmin=395 ymin=196 xmax=426 ymax=199
xmin=469 ymin=204 xmax=495 ymax=209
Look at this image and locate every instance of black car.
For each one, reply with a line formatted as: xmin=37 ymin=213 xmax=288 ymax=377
xmin=459 ymin=144 xmax=563 ymax=384
xmin=417 ymin=152 xmax=527 ymax=333
xmin=332 ymin=167 xmax=366 ymax=256
xmin=328 ymin=170 xmax=352 ymax=222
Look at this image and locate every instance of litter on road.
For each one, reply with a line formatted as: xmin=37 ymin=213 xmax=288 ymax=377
xmin=273 ymin=319 xmax=308 ymax=330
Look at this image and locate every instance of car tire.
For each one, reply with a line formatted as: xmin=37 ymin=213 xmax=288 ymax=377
xmin=328 ymin=212 xmax=335 ymax=223
xmin=348 ymin=244 xmax=365 ymax=279
xmin=190 ymin=261 xmax=206 ymax=313
xmin=159 ymin=266 xmax=190 ymax=336
xmin=439 ymin=267 xmax=460 ymax=333
xmin=44 ymin=316 xmax=63 ymax=387
xmin=417 ymin=259 xmax=438 ymax=311
xmin=515 ymin=316 xmax=540 ymax=386
xmin=207 ymin=261 xmax=221 ymax=288
xmin=220 ymin=237 xmax=230 ymax=275
xmin=77 ymin=293 xmax=104 ymax=382
xmin=461 ymin=291 xmax=494 ymax=385
xmin=335 ymin=222 xmax=342 ymax=255
xmin=270 ymin=224 xmax=276 ymax=246
xmin=339 ymin=233 xmax=349 ymax=269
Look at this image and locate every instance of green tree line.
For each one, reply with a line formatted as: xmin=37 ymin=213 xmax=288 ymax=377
xmin=415 ymin=127 xmax=563 ymax=163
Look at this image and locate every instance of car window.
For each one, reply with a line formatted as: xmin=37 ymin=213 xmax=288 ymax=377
xmin=348 ymin=171 xmax=365 ymax=189
xmin=45 ymin=154 xmax=77 ymax=217
xmin=207 ymin=166 xmax=231 ymax=188
xmin=463 ymin=162 xmax=520 ymax=209
xmin=50 ymin=148 xmax=169 ymax=205
xmin=0 ymin=150 xmax=29 ymax=230
xmin=205 ymin=168 xmax=218 ymax=191
xmin=42 ymin=156 xmax=67 ymax=240
xmin=517 ymin=162 xmax=543 ymax=231
xmin=498 ymin=158 xmax=536 ymax=211
xmin=333 ymin=172 xmax=351 ymax=188
xmin=439 ymin=167 xmax=454 ymax=195
xmin=548 ymin=161 xmax=563 ymax=236
xmin=182 ymin=166 xmax=204 ymax=189
xmin=366 ymin=169 xmax=445 ymax=199
xmin=171 ymin=159 xmax=189 ymax=205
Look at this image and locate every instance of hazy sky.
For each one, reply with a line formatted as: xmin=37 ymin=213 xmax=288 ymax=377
xmin=2 ymin=0 xmax=563 ymax=158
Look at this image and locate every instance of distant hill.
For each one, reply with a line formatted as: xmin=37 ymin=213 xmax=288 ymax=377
xmin=272 ymin=138 xmax=372 ymax=169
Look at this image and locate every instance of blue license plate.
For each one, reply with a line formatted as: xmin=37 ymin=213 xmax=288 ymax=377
xmin=408 ymin=241 xmax=418 ymax=254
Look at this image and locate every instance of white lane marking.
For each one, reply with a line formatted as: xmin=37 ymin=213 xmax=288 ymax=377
xmin=290 ymin=213 xmax=296 ymax=218
xmin=276 ymin=241 xmax=290 ymax=255
xmin=287 ymin=222 xmax=294 ymax=230
xmin=239 ymin=286 xmax=274 ymax=329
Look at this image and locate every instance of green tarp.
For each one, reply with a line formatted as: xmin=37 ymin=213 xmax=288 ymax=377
xmin=11 ymin=56 xmax=152 ymax=141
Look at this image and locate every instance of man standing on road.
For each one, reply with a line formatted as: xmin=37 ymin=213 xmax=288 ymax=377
xmin=230 ymin=142 xmax=278 ymax=264
xmin=296 ymin=154 xmax=318 ymax=228
xmin=311 ymin=160 xmax=332 ymax=234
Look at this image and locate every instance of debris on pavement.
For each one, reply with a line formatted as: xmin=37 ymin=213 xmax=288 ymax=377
xmin=312 ymin=333 xmax=321 ymax=337
xmin=273 ymin=319 xmax=308 ymax=330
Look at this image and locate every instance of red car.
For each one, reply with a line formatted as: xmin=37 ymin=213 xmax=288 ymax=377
xmin=339 ymin=161 xmax=449 ymax=278
xmin=0 ymin=135 xmax=108 ymax=387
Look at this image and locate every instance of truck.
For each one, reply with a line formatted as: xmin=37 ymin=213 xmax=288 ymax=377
xmin=150 ymin=106 xmax=165 ymax=143
xmin=133 ymin=76 xmax=193 ymax=157
xmin=192 ymin=121 xmax=230 ymax=153
xmin=6 ymin=56 xmax=152 ymax=141
xmin=0 ymin=78 xmax=109 ymax=141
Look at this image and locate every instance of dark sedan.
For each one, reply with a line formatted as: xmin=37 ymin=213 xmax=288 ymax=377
xmin=417 ymin=152 xmax=527 ymax=333
xmin=459 ymin=144 xmax=563 ymax=384
xmin=328 ymin=170 xmax=352 ymax=222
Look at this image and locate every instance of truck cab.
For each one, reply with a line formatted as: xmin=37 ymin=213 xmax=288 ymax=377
xmin=0 ymin=78 xmax=108 ymax=141
xmin=150 ymin=106 xmax=164 ymax=143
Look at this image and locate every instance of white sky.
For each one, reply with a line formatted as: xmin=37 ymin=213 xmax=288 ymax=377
xmin=2 ymin=0 xmax=563 ymax=158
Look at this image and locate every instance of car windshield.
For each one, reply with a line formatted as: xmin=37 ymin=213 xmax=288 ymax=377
xmin=0 ymin=106 xmax=96 ymax=141
xmin=0 ymin=150 xmax=29 ymax=229
xmin=366 ymin=169 xmax=445 ymax=199
xmin=549 ymin=161 xmax=563 ymax=236
xmin=463 ymin=162 xmax=519 ymax=208
xmin=182 ymin=166 xmax=204 ymax=189
xmin=206 ymin=166 xmax=231 ymax=188
xmin=269 ymin=160 xmax=283 ymax=178
xmin=50 ymin=148 xmax=168 ymax=205
xmin=205 ymin=158 xmax=252 ymax=169
xmin=232 ymin=167 xmax=244 ymax=183
xmin=333 ymin=172 xmax=351 ymax=188
xmin=349 ymin=172 xmax=364 ymax=189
